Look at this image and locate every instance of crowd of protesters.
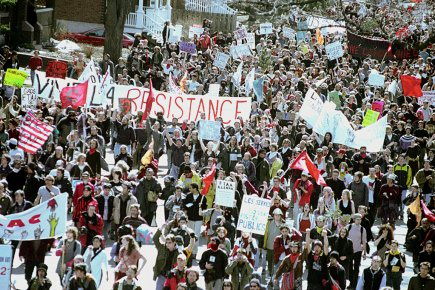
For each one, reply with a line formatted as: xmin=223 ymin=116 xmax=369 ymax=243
xmin=0 ymin=1 xmax=434 ymax=290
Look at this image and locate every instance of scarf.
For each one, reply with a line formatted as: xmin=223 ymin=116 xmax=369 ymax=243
xmin=316 ymin=226 xmax=323 ymax=234
xmin=88 ymin=148 xmax=96 ymax=155
xmin=389 ymin=249 xmax=400 ymax=255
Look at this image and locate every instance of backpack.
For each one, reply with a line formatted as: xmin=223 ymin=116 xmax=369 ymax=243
xmin=348 ymin=223 xmax=370 ymax=254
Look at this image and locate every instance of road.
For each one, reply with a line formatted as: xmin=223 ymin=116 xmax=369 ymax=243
xmin=10 ymin=151 xmax=417 ymax=289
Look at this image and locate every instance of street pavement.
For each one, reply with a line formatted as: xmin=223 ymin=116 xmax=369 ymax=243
xmin=10 ymin=151 xmax=417 ymax=289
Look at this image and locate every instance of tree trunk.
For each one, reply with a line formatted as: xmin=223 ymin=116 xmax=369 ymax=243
xmin=104 ymin=0 xmax=133 ymax=62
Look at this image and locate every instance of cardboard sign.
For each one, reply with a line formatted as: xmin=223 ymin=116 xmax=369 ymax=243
xmin=46 ymin=60 xmax=67 ymax=79
xmin=199 ymin=120 xmax=221 ymax=141
xmin=328 ymin=91 xmax=341 ymax=108
xmin=325 ymin=41 xmax=344 ymax=60
xmin=4 ymin=69 xmax=28 ymax=88
xmin=207 ymin=83 xmax=220 ymax=98
xmin=188 ymin=26 xmax=204 ymax=39
xmin=418 ymin=91 xmax=435 ymax=106
xmin=0 ymin=245 xmax=12 ymax=290
xmin=215 ymin=180 xmax=236 ymax=208
xmin=237 ymin=195 xmax=271 ymax=235
xmin=368 ymin=71 xmax=385 ymax=87
xmin=362 ymin=109 xmax=380 ymax=127
xmin=213 ymin=52 xmax=230 ymax=70
xmin=259 ymin=23 xmax=273 ymax=35
xmin=230 ymin=44 xmax=252 ymax=59
xmin=282 ymin=27 xmax=295 ymax=39
xmin=234 ymin=28 xmax=248 ymax=40
xmin=179 ymin=42 xmax=197 ymax=54
xmin=21 ymin=87 xmax=38 ymax=109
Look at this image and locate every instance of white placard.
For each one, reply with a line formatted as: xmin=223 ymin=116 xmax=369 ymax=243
xmin=188 ymin=26 xmax=204 ymax=39
xmin=237 ymin=195 xmax=271 ymax=235
xmin=230 ymin=44 xmax=252 ymax=59
xmin=207 ymin=83 xmax=221 ymax=98
xmin=246 ymin=33 xmax=256 ymax=50
xmin=168 ymin=25 xmax=182 ymax=43
xmin=215 ymin=180 xmax=236 ymax=207
xmin=259 ymin=23 xmax=273 ymax=35
xmin=21 ymin=87 xmax=38 ymax=108
xmin=418 ymin=91 xmax=435 ymax=106
xmin=234 ymin=28 xmax=248 ymax=40
xmin=368 ymin=71 xmax=385 ymax=87
xmin=213 ymin=52 xmax=230 ymax=70
xmin=388 ymin=80 xmax=398 ymax=95
xmin=0 ymin=245 xmax=11 ymax=290
xmin=282 ymin=27 xmax=295 ymax=39
xmin=299 ymin=88 xmax=324 ymax=127
xmin=325 ymin=41 xmax=344 ymax=60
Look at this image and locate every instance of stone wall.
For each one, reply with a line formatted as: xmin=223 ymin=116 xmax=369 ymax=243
xmin=36 ymin=8 xmax=53 ymax=43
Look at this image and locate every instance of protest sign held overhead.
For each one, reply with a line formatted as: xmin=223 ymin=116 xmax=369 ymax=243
xmin=188 ymin=26 xmax=204 ymax=39
xmin=45 ymin=60 xmax=68 ymax=79
xmin=362 ymin=109 xmax=380 ymax=127
xmin=234 ymin=28 xmax=247 ymax=40
xmin=20 ymin=87 xmax=38 ymax=109
xmin=213 ymin=52 xmax=230 ymax=70
xmin=230 ymin=44 xmax=252 ymax=59
xmin=418 ymin=91 xmax=435 ymax=106
xmin=259 ymin=23 xmax=273 ymax=35
xmin=325 ymin=41 xmax=344 ymax=60
xmin=4 ymin=69 xmax=28 ymax=88
xmin=237 ymin=195 xmax=271 ymax=235
xmin=0 ymin=194 xmax=67 ymax=240
xmin=179 ymin=42 xmax=197 ymax=54
xmin=198 ymin=120 xmax=221 ymax=141
xmin=368 ymin=70 xmax=385 ymax=87
xmin=215 ymin=180 xmax=236 ymax=208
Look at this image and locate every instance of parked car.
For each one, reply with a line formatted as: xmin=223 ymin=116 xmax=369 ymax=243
xmin=62 ymin=28 xmax=134 ymax=48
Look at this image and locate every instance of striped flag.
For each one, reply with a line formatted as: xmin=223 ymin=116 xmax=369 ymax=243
xmin=18 ymin=111 xmax=55 ymax=154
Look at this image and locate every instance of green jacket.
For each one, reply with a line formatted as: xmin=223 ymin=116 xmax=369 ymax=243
xmin=152 ymin=228 xmax=178 ymax=280
xmin=415 ymin=168 xmax=435 ymax=192
xmin=225 ymin=258 xmax=254 ymax=290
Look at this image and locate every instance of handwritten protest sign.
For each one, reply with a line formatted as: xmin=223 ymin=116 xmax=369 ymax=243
xmin=388 ymin=80 xmax=398 ymax=95
xmin=300 ymin=44 xmax=309 ymax=55
xmin=179 ymin=42 xmax=197 ymax=54
xmin=230 ymin=44 xmax=252 ymax=59
xmin=213 ymin=52 xmax=230 ymax=70
xmin=188 ymin=26 xmax=204 ymax=39
xmin=328 ymin=91 xmax=341 ymax=108
xmin=168 ymin=25 xmax=182 ymax=43
xmin=4 ymin=69 xmax=28 ymax=88
xmin=325 ymin=41 xmax=344 ymax=60
xmin=372 ymin=101 xmax=384 ymax=119
xmin=246 ymin=33 xmax=256 ymax=50
xmin=299 ymin=89 xmax=324 ymax=127
xmin=418 ymin=91 xmax=435 ymax=106
xmin=21 ymin=87 xmax=38 ymax=109
xmin=362 ymin=109 xmax=380 ymax=127
xmin=46 ymin=60 xmax=68 ymax=79
xmin=283 ymin=27 xmax=295 ymax=39
xmin=259 ymin=23 xmax=273 ymax=35
xmin=237 ymin=195 xmax=271 ymax=235
xmin=0 ymin=245 xmax=12 ymax=290
xmin=199 ymin=120 xmax=221 ymax=141
xmin=234 ymin=28 xmax=247 ymax=40
xmin=215 ymin=180 xmax=236 ymax=208
xmin=368 ymin=71 xmax=385 ymax=87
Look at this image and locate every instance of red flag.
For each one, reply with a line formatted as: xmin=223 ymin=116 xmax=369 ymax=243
xmin=140 ymin=78 xmax=155 ymax=126
xmin=60 ymin=80 xmax=89 ymax=109
xmin=421 ymin=200 xmax=435 ymax=222
xmin=201 ymin=163 xmax=216 ymax=196
xmin=290 ymin=151 xmax=326 ymax=186
xmin=400 ymin=75 xmax=423 ymax=97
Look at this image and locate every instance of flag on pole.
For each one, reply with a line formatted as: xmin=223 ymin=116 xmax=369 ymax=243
xmin=201 ymin=163 xmax=216 ymax=196
xmin=421 ymin=199 xmax=435 ymax=222
xmin=140 ymin=78 xmax=155 ymax=125
xmin=290 ymin=151 xmax=327 ymax=186
xmin=409 ymin=195 xmax=422 ymax=224
xmin=400 ymin=75 xmax=423 ymax=97
xmin=60 ymin=80 xmax=89 ymax=109
xmin=18 ymin=111 xmax=55 ymax=154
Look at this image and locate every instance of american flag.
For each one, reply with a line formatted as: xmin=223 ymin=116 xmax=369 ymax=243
xmin=18 ymin=111 xmax=55 ymax=154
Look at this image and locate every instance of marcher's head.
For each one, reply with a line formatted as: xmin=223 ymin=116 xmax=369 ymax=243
xmin=280 ymin=224 xmax=290 ymax=236
xmin=129 ymin=204 xmax=140 ymax=217
xmin=421 ymin=218 xmax=430 ymax=230
xmin=316 ymin=215 xmax=325 ymax=227
xmin=353 ymin=213 xmax=362 ymax=225
xmin=165 ymin=234 xmax=176 ymax=251
xmin=329 ymin=251 xmax=339 ymax=266
xmin=186 ymin=269 xmax=199 ymax=283
xmin=74 ymin=263 xmax=87 ymax=278
xmin=87 ymin=203 xmax=97 ymax=216
xmin=339 ymin=227 xmax=348 ymax=238
xmin=391 ymin=240 xmax=399 ymax=251
xmin=83 ymin=185 xmax=92 ymax=197
xmin=272 ymin=208 xmax=283 ymax=221
xmin=126 ymin=265 xmax=138 ymax=279
xmin=145 ymin=168 xmax=154 ymax=179
xmin=248 ymin=279 xmax=261 ymax=290
xmin=313 ymin=240 xmax=323 ymax=255
xmin=92 ymin=235 xmax=103 ymax=248
xmin=14 ymin=190 xmax=24 ymax=203
xmin=37 ymin=263 xmax=48 ymax=278
xmin=66 ymin=227 xmax=78 ymax=240
xmin=424 ymin=240 xmax=433 ymax=252
xmin=419 ymin=262 xmax=431 ymax=277
xmin=371 ymin=255 xmax=382 ymax=271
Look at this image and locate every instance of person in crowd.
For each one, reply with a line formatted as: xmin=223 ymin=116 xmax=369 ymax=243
xmin=163 ymin=253 xmax=188 ymax=290
xmin=328 ymin=251 xmax=346 ymax=290
xmin=274 ymin=240 xmax=303 ymax=290
xmin=73 ymin=185 xmax=98 ymax=225
xmin=383 ymin=240 xmax=406 ymax=290
xmin=305 ymin=228 xmax=329 ymax=290
xmin=67 ymin=263 xmax=97 ymax=290
xmin=136 ymin=167 xmax=162 ymax=225
xmin=112 ymin=181 xmax=138 ymax=238
xmin=112 ymin=265 xmax=142 ymax=290
xmin=25 ymin=263 xmax=52 ymax=290
xmin=408 ymin=262 xmax=435 ymax=290
xmin=356 ymin=256 xmax=386 ymax=290
xmin=114 ymin=235 xmax=146 ymax=281
xmin=56 ymin=227 xmax=82 ymax=286
xmin=153 ymin=223 xmax=179 ymax=290
xmin=95 ymin=183 xmax=115 ymax=239
xmin=19 ymin=239 xmax=52 ymax=283
xmin=347 ymin=213 xmax=367 ymax=289
xmin=77 ymin=203 xmax=104 ymax=250
xmin=82 ymin=235 xmax=108 ymax=287
xmin=225 ymin=248 xmax=254 ymax=290
xmin=199 ymin=236 xmax=228 ymax=290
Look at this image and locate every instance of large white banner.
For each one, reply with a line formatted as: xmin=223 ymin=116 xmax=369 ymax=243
xmin=34 ymin=73 xmax=252 ymax=124
xmin=313 ymin=101 xmax=337 ymax=136
xmin=237 ymin=195 xmax=271 ymax=235
xmin=0 ymin=245 xmax=11 ymax=290
xmin=0 ymin=194 xmax=67 ymax=241
xmin=299 ymin=88 xmax=324 ymax=127
xmin=352 ymin=116 xmax=388 ymax=152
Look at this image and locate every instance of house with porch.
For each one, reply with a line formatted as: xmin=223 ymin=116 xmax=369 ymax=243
xmin=52 ymin=0 xmax=237 ymax=43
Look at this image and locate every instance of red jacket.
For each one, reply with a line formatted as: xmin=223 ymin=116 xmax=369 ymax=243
xmin=163 ymin=268 xmax=186 ymax=290
xmin=78 ymin=212 xmax=103 ymax=248
xmin=73 ymin=195 xmax=98 ymax=222
xmin=293 ymin=178 xmax=314 ymax=206
xmin=72 ymin=182 xmax=94 ymax=208
xmin=273 ymin=230 xmax=302 ymax=264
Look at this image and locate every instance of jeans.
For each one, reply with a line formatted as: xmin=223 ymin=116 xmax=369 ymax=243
xmin=166 ymin=149 xmax=173 ymax=172
xmin=349 ymin=251 xmax=362 ymax=288
xmin=114 ymin=143 xmax=131 ymax=158
xmin=188 ymin=220 xmax=203 ymax=255
xmin=169 ymin=165 xmax=180 ymax=180
xmin=155 ymin=274 xmax=166 ymax=290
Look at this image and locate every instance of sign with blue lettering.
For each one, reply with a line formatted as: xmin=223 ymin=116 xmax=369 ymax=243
xmin=237 ymin=195 xmax=271 ymax=235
